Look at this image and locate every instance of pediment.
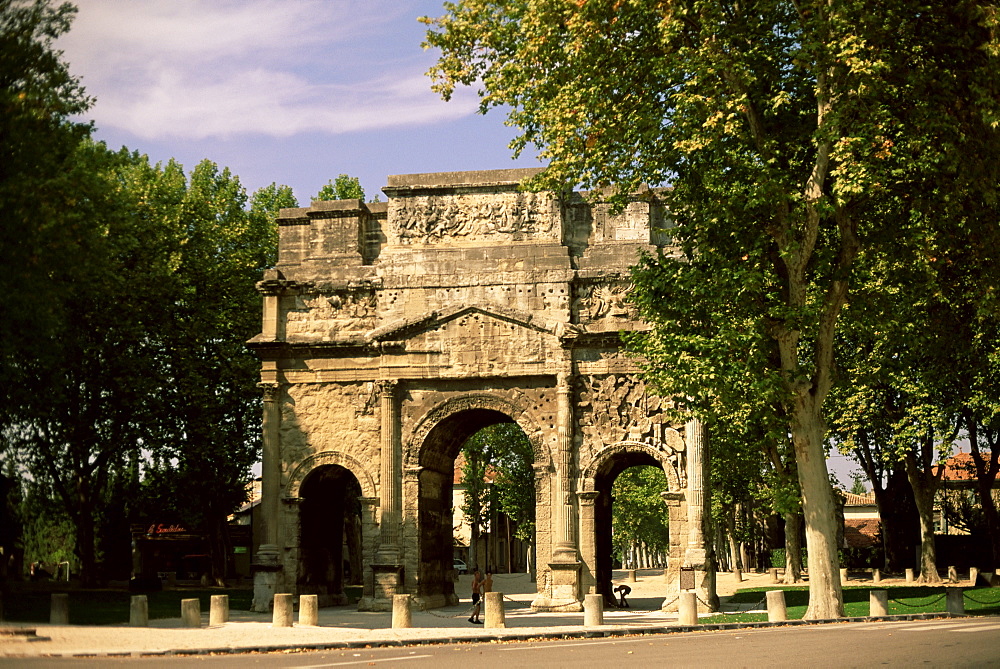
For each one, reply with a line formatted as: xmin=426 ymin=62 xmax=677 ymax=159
xmin=365 ymin=304 xmax=581 ymax=343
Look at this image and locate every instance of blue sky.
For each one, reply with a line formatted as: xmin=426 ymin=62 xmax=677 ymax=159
xmin=57 ymin=0 xmax=544 ymax=204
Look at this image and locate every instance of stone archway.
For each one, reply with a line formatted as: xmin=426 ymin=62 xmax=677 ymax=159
xmin=297 ymin=464 xmax=363 ymax=606
xmin=249 ymin=168 xmax=714 ymax=612
xmin=579 ymin=440 xmax=682 ymax=605
xmin=402 ymin=393 xmax=546 ymax=609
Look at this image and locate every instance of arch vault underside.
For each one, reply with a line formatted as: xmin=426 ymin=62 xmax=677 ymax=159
xmin=249 ymin=169 xmax=714 ymax=613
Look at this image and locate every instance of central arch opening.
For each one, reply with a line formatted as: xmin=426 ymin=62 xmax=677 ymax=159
xmin=416 ymin=407 xmax=535 ymax=605
xmin=593 ymin=452 xmax=669 ymax=606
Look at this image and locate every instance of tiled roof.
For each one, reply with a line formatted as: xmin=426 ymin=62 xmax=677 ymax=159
xmin=941 ymin=452 xmax=978 ymax=481
xmin=841 ymin=491 xmax=876 ymax=506
xmin=844 ymin=518 xmax=881 ymax=549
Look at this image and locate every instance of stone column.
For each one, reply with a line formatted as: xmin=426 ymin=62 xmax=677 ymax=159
xmin=682 ymin=418 xmax=717 ymax=612
xmin=577 ymin=491 xmax=599 ymax=594
xmin=533 ymin=372 xmax=581 ymax=612
xmin=252 ymin=381 xmax=283 ymax=613
xmin=358 ymin=497 xmax=380 ymax=610
xmin=552 ymin=372 xmax=578 ymax=562
xmin=376 ymin=379 xmax=401 ymax=564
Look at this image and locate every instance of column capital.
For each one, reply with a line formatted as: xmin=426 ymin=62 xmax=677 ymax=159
xmin=576 ymin=490 xmax=599 ymax=505
xmin=258 ymin=381 xmax=281 ymax=401
xmin=376 ymin=379 xmax=399 ymax=397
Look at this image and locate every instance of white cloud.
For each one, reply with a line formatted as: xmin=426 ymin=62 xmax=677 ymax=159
xmin=58 ymin=0 xmax=476 ymax=140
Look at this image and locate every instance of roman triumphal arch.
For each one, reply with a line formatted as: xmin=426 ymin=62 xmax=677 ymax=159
xmin=248 ymin=169 xmax=715 ymax=612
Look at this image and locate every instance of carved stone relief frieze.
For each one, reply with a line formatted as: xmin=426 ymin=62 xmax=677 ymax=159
xmin=285 ymin=289 xmax=378 ymax=340
xmin=576 ymin=375 xmax=676 ymax=458
xmin=391 ymin=192 xmax=557 ymax=243
xmin=573 ymin=280 xmax=639 ymax=324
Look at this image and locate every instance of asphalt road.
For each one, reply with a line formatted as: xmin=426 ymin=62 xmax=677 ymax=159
xmin=5 ymin=617 xmax=999 ymax=668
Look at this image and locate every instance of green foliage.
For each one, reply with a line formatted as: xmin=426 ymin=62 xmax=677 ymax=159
xmin=0 ymin=0 xmax=96 ymax=422
xmin=314 ymin=174 xmax=365 ymax=202
xmin=460 ymin=422 xmax=535 ymax=546
xmin=426 ymin=0 xmax=1000 ymax=617
xmin=849 ymin=474 xmax=868 ymax=496
xmin=611 ymin=466 xmax=670 ymax=562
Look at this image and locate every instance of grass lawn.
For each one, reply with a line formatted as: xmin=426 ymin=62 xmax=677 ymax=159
xmin=1 ymin=587 xmax=254 ymax=626
xmin=703 ymin=585 xmax=1000 ymax=624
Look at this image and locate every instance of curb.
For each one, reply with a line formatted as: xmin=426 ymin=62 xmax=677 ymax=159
xmin=21 ymin=612 xmax=976 ymax=659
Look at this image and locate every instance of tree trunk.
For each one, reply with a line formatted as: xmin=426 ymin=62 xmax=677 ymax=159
xmin=792 ymin=415 xmax=844 ymax=619
xmin=872 ymin=466 xmax=919 ymax=573
xmin=979 ymin=481 xmax=1000 ymax=570
xmin=903 ymin=451 xmax=942 ymax=584
xmin=783 ymin=512 xmax=803 ymax=583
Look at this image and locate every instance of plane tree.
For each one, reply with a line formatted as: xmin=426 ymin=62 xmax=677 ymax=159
xmin=425 ymin=0 xmax=1000 ymax=618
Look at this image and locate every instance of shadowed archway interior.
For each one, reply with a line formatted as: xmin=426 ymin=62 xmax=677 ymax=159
xmin=298 ymin=464 xmax=362 ymax=605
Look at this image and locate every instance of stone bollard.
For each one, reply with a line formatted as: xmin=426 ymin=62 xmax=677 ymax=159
xmin=485 ymin=591 xmax=506 ymax=628
xmin=392 ymin=594 xmax=412 ymax=629
xmin=584 ymin=593 xmax=604 ymax=627
xmin=768 ymin=567 xmax=779 ymax=584
xmin=299 ymin=594 xmax=319 ymax=626
xmin=948 ymin=566 xmax=958 ymax=583
xmin=272 ymin=593 xmax=294 ymax=627
xmin=129 ymin=595 xmax=149 ymax=627
xmin=869 ymin=590 xmax=888 ymax=617
xmin=678 ymin=591 xmax=698 ymax=626
xmin=840 ymin=568 xmax=849 ymax=583
xmin=50 ymin=593 xmax=70 ymax=625
xmin=210 ymin=594 xmax=229 ymax=626
xmin=181 ymin=598 xmax=201 ymax=628
xmin=873 ymin=569 xmax=881 ymax=584
xmin=905 ymin=568 xmax=915 ymax=583
xmin=946 ymin=588 xmax=965 ymax=615
xmin=627 ymin=569 xmax=637 ymax=583
xmin=481 ymin=591 xmax=505 ymax=629
xmin=766 ymin=590 xmax=787 ymax=622
xmin=970 ymin=567 xmax=980 ymax=586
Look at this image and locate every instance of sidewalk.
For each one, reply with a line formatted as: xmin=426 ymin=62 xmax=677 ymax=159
xmin=0 ymin=570 xmax=959 ymax=658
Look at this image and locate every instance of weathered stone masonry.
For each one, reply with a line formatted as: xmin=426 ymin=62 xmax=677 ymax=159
xmin=248 ymin=168 xmax=714 ymax=612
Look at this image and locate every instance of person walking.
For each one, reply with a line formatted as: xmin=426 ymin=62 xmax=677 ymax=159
xmin=469 ymin=568 xmax=483 ymax=623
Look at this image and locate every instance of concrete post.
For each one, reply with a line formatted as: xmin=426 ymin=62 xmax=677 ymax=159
xmin=970 ymin=567 xmax=980 ymax=586
xmin=768 ymin=567 xmax=778 ymax=584
xmin=869 ymin=590 xmax=888 ymax=617
xmin=50 ymin=593 xmax=69 ymax=625
xmin=209 ymin=594 xmax=229 ymax=626
xmin=484 ymin=592 xmax=506 ymax=629
xmin=584 ymin=594 xmax=604 ymax=626
xmin=627 ymin=569 xmax=637 ymax=583
xmin=905 ymin=568 xmax=915 ymax=583
xmin=129 ymin=595 xmax=148 ymax=627
xmin=873 ymin=569 xmax=881 ymax=584
xmin=299 ymin=595 xmax=319 ymax=626
xmin=392 ymin=594 xmax=412 ymax=628
xmin=272 ymin=593 xmax=294 ymax=627
xmin=840 ymin=568 xmax=849 ymax=583
xmin=181 ymin=598 xmax=200 ymax=628
xmin=948 ymin=566 xmax=958 ymax=583
xmin=678 ymin=591 xmax=698 ymax=626
xmin=766 ymin=590 xmax=787 ymax=622
xmin=946 ymin=588 xmax=965 ymax=615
